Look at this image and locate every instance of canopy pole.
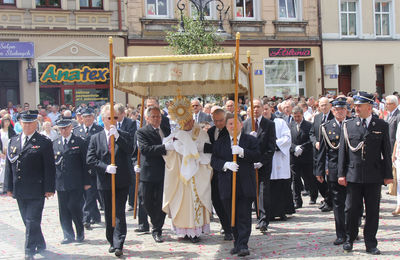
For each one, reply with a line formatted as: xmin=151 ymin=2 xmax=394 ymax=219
xmin=109 ymin=37 xmax=116 ymax=227
xmin=133 ymin=97 xmax=145 ymax=219
xmin=247 ymin=51 xmax=259 ymax=216
xmin=231 ymin=32 xmax=240 ymax=227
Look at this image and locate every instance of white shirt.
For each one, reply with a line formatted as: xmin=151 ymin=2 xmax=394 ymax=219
xmin=62 ymin=134 xmax=72 ymax=146
xmin=229 ymin=133 xmax=241 ymax=146
xmin=361 ymin=115 xmax=372 ymax=128
xmin=104 ymin=129 xmax=119 ymax=144
xmin=117 ymin=118 xmax=125 ymax=129
xmin=21 ymin=132 xmax=35 ymax=148
xmin=85 ymin=124 xmax=93 ymax=134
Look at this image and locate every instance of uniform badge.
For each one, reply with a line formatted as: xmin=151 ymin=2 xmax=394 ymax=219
xmin=57 ymin=151 xmax=60 ymax=155
xmin=333 ymin=123 xmax=336 ymax=127
xmin=80 ymin=129 xmax=83 ymax=132
xmin=372 ymin=121 xmax=376 ymax=126
xmin=32 ymin=138 xmax=36 ymax=142
xmin=71 ymin=139 xmax=75 ymax=144
xmin=328 ymin=131 xmax=332 ymax=134
xmin=356 ymin=121 xmax=360 ymax=126
xmin=333 ymin=132 xmax=335 ymax=135
xmin=92 ymin=128 xmax=95 ymax=132
xmin=58 ymin=141 xmax=61 ymax=144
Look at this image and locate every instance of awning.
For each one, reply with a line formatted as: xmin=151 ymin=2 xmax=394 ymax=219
xmin=114 ymin=53 xmax=249 ymax=97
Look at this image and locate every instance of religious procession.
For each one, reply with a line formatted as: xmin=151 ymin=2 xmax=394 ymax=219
xmin=0 ymin=35 xmax=399 ymax=260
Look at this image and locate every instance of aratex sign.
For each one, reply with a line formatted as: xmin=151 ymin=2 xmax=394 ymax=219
xmin=0 ymin=42 xmax=34 ymax=58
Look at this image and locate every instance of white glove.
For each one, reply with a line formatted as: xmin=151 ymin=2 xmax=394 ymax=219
xmin=254 ymin=162 xmax=263 ymax=169
xmin=223 ymin=162 xmax=239 ymax=172
xmin=294 ymin=145 xmax=303 ymax=157
xmin=134 ymin=165 xmax=140 ymax=173
xmin=106 ymin=165 xmax=117 ymax=174
xmin=109 ymin=125 xmax=119 ymax=140
xmin=164 ymin=141 xmax=175 ymax=151
xmin=232 ymin=145 xmax=244 ymax=157
xmin=196 ymin=142 xmax=204 ymax=153
xmin=250 ymin=131 xmax=257 ymax=137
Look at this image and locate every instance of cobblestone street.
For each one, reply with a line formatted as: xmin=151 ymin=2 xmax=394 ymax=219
xmin=0 ymin=187 xmax=399 ymax=259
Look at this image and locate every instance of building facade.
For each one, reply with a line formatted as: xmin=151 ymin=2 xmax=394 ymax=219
xmin=126 ymin=0 xmax=323 ymax=103
xmin=0 ymin=0 xmax=127 ymax=108
xmin=322 ymin=0 xmax=400 ymax=96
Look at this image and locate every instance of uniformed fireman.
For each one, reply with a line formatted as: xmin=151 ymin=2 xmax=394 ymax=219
xmin=4 ymin=110 xmax=56 ymax=260
xmin=338 ymin=92 xmax=393 ymax=255
xmin=316 ymin=97 xmax=348 ymax=246
xmin=54 ymin=117 xmax=91 ymax=244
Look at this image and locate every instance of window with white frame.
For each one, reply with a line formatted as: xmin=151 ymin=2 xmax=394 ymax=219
xmin=235 ymin=0 xmax=255 ymax=19
xmin=375 ymin=1 xmax=391 ymax=36
xmin=340 ymin=1 xmax=358 ymax=36
xmin=146 ymin=0 xmax=168 ymax=17
xmin=190 ymin=2 xmax=213 ymax=19
xmin=264 ymin=59 xmax=299 ymax=97
xmin=278 ymin=0 xmax=299 ymax=20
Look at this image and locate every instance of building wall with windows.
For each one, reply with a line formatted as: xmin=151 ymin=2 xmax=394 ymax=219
xmin=0 ymin=0 xmax=127 ymax=109
xmin=322 ymin=0 xmax=400 ymax=96
xmin=126 ymin=0 xmax=323 ymax=102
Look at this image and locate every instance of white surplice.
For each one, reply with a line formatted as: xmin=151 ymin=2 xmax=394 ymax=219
xmin=271 ymin=117 xmax=292 ymax=180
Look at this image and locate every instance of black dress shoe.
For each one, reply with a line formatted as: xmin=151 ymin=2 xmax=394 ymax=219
xmin=76 ymin=235 xmax=84 ymax=242
xmin=134 ymin=227 xmax=149 ymax=233
xmin=255 ymin=223 xmax=261 ymax=229
xmin=238 ymin=248 xmax=250 ymax=257
xmin=279 ymin=215 xmax=287 ymax=221
xmin=115 ymin=248 xmax=123 ymax=257
xmin=90 ymin=219 xmax=101 ymax=224
xmin=230 ymin=248 xmax=239 ymax=255
xmin=343 ymin=242 xmax=353 ymax=252
xmin=190 ymin=236 xmax=200 ymax=243
xmin=309 ymin=199 xmax=317 ymax=205
xmin=333 ymin=237 xmax=346 ymax=245
xmin=25 ymin=254 xmax=34 ymax=260
xmin=224 ymin=233 xmax=233 ymax=241
xmin=260 ymin=225 xmax=268 ymax=232
xmin=152 ymin=233 xmax=163 ymax=243
xmin=318 ymin=201 xmax=326 ymax=209
xmin=109 ymin=246 xmax=116 ymax=253
xmin=321 ymin=204 xmax=333 ymax=212
xmin=84 ymin=222 xmax=92 ymax=230
xmin=366 ymin=247 xmax=381 ymax=255
xmin=61 ymin=238 xmax=74 ymax=244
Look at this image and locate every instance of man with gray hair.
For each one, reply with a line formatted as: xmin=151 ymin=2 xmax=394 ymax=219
xmin=385 ymin=95 xmax=400 ymax=153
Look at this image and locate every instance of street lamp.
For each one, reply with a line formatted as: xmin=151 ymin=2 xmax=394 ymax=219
xmin=176 ymin=0 xmax=228 ymax=34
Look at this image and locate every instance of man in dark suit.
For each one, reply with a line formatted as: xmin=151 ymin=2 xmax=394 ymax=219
xmin=53 ymin=117 xmax=91 ymax=244
xmin=316 ymin=97 xmax=348 ymax=246
xmin=211 ymin=112 xmax=261 ymax=257
xmin=73 ymin=107 xmax=103 ymax=229
xmin=242 ymin=99 xmax=276 ymax=232
xmin=4 ymin=110 xmax=56 ymax=260
xmin=114 ymin=103 xmax=137 ymax=212
xmin=309 ymin=97 xmax=333 ymax=209
xmin=385 ymin=95 xmax=400 ymax=153
xmin=191 ymin=99 xmax=212 ymax=124
xmin=290 ymin=106 xmax=318 ymax=209
xmin=338 ymin=92 xmax=393 ymax=255
xmin=86 ymin=104 xmax=134 ymax=257
xmin=203 ymin=108 xmax=232 ymax=240
xmin=136 ymin=106 xmax=172 ymax=243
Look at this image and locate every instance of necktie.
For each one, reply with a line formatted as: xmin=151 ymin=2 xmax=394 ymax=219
xmin=86 ymin=127 xmax=89 ymax=135
xmin=362 ymin=118 xmax=367 ymax=129
xmin=23 ymin=136 xmax=29 ymax=148
xmin=339 ymin=122 xmax=342 ymax=128
xmin=117 ymin=122 xmax=121 ymax=130
xmin=215 ymin=129 xmax=220 ymax=141
xmin=108 ymin=134 xmax=111 ymax=152
xmin=322 ymin=114 xmax=327 ymax=123
xmin=255 ymin=119 xmax=259 ymax=132
xmin=64 ymin=138 xmax=68 ymax=149
xmin=288 ymin=115 xmax=292 ymax=123
xmin=296 ymin=123 xmax=300 ymax=132
xmin=156 ymin=128 xmax=164 ymax=139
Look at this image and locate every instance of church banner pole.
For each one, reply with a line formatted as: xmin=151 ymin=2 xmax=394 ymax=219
xmin=109 ymin=37 xmax=116 ymax=227
xmin=231 ymin=32 xmax=240 ymax=227
xmin=247 ymin=50 xmax=259 ymax=216
xmin=133 ymin=97 xmax=145 ymax=219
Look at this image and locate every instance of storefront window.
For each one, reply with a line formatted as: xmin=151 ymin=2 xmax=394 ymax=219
xmin=0 ymin=0 xmax=16 ymax=5
xmin=36 ymin=0 xmax=61 ymax=7
xmin=264 ymin=59 xmax=298 ymax=97
xmin=80 ymin=0 xmax=102 ymax=9
xmin=146 ymin=0 xmax=168 ymax=17
xmin=235 ymin=0 xmax=254 ymax=19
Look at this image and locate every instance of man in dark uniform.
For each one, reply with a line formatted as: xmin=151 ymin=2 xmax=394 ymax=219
xmin=4 ymin=110 xmax=56 ymax=260
xmin=211 ymin=112 xmax=261 ymax=257
xmin=136 ymin=106 xmax=171 ymax=243
xmin=242 ymin=99 xmax=276 ymax=232
xmin=203 ymin=108 xmax=232 ymax=240
xmin=74 ymin=107 xmax=103 ymax=229
xmin=87 ymin=104 xmax=134 ymax=257
xmin=338 ymin=92 xmax=393 ymax=255
xmin=309 ymin=97 xmax=333 ymax=210
xmin=316 ymin=97 xmax=348 ymax=245
xmin=53 ymin=117 xmax=91 ymax=244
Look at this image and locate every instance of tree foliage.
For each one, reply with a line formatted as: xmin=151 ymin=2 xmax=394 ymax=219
xmin=165 ymin=15 xmax=224 ymax=55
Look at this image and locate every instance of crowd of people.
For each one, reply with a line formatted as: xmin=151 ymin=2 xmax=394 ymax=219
xmin=0 ymin=90 xmax=399 ymax=259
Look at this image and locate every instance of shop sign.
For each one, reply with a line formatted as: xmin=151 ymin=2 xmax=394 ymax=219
xmin=269 ymin=48 xmax=311 ymax=57
xmin=40 ymin=64 xmax=109 ymax=83
xmin=0 ymin=42 xmax=34 ymax=58
xmin=75 ymin=89 xmax=108 ymax=104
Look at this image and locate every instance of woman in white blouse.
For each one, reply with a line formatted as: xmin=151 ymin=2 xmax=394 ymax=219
xmin=40 ymin=121 xmax=59 ymax=141
xmin=392 ymin=122 xmax=400 ymax=216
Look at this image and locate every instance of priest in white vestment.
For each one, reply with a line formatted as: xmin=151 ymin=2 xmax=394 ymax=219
xmin=162 ymin=96 xmax=212 ymax=243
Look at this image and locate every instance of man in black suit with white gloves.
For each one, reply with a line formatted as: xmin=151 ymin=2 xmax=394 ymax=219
xmin=87 ymin=104 xmax=134 ymax=257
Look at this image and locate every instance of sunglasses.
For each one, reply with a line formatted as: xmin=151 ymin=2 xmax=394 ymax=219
xmin=107 ymin=116 xmax=118 ymax=120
